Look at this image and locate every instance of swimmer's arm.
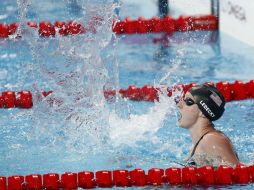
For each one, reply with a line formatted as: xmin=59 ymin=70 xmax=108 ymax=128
xmin=200 ymin=134 xmax=240 ymax=166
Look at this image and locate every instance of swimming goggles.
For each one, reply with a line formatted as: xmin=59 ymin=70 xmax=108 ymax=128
xmin=183 ymin=97 xmax=196 ymax=106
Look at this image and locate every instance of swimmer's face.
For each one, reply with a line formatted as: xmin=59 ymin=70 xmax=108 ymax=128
xmin=177 ymin=92 xmax=201 ymax=129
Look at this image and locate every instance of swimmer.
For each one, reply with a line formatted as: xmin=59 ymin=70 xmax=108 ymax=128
xmin=176 ymin=84 xmax=240 ymax=167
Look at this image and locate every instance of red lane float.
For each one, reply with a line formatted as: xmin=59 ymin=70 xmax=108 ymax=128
xmin=147 ymin=168 xmax=164 ymax=186
xmin=66 ymin=20 xmax=86 ymax=35
xmin=0 ymin=23 xmax=10 ymax=38
xmin=129 ymin=169 xmax=146 ymax=186
xmin=249 ymin=165 xmax=254 ymax=181
xmin=16 ymin=91 xmax=33 ymax=108
xmin=182 ymin=167 xmax=197 ymax=185
xmin=1 ymin=91 xmax=16 ymax=108
xmin=7 ymin=176 xmax=24 ymax=190
xmin=233 ymin=164 xmax=251 ymax=184
xmin=165 ymin=168 xmax=181 ymax=185
xmin=0 ymin=177 xmax=6 ymax=190
xmin=1 ymin=164 xmax=254 ymax=189
xmin=54 ymin=21 xmax=67 ymax=36
xmin=0 ymin=15 xmax=218 ymax=38
xmin=0 ymin=80 xmax=253 ymax=109
xmin=114 ymin=16 xmax=175 ymax=34
xmin=39 ymin=21 xmax=56 ymax=37
xmin=61 ymin=172 xmax=78 ymax=189
xmin=0 ymin=90 xmax=33 ymax=109
xmin=78 ymin=171 xmax=95 ymax=189
xmin=96 ymin=171 xmax=113 ymax=188
xmin=25 ymin=174 xmax=42 ymax=189
xmin=43 ymin=173 xmax=59 ymax=190
xmin=215 ymin=165 xmax=233 ymax=185
xmin=118 ymin=80 xmax=254 ymax=102
xmin=197 ymin=166 xmax=215 ymax=186
xmin=176 ymin=15 xmax=218 ymax=32
xmin=113 ymin=170 xmax=131 ymax=187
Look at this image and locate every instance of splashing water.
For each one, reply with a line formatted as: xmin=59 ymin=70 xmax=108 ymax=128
xmin=14 ymin=0 xmax=118 ymax=161
xmin=105 ymin=40 xmax=189 ymax=168
xmin=109 ymin=91 xmax=173 ymax=147
xmin=0 ymin=0 xmax=189 ymax=175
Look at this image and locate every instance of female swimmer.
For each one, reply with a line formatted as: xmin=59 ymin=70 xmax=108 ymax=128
xmin=177 ymin=84 xmax=239 ymax=166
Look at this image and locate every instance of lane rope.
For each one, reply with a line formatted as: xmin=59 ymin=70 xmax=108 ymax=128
xmin=0 ymin=15 xmax=218 ymax=38
xmin=1 ymin=164 xmax=254 ymax=189
xmin=0 ymin=80 xmax=253 ymax=109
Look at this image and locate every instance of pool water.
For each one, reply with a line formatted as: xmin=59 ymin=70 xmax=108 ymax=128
xmin=1 ymin=0 xmax=254 ymax=189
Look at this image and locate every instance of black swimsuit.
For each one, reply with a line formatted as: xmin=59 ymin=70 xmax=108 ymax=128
xmin=186 ymin=131 xmax=211 ymax=166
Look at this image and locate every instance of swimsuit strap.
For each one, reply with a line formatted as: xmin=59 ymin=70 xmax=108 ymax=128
xmin=189 ymin=131 xmax=211 ymax=159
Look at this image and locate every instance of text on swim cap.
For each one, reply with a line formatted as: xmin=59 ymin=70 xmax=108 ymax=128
xmin=200 ymin=100 xmax=215 ymax=118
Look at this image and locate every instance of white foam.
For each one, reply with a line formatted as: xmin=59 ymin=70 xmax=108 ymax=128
xmin=109 ymin=88 xmax=180 ymax=148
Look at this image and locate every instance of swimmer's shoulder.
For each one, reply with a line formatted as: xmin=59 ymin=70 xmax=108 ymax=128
xmin=196 ymin=130 xmax=239 ymax=166
xmin=199 ymin=130 xmax=233 ymax=151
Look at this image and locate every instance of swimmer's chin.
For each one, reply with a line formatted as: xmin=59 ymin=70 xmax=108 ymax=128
xmin=176 ymin=116 xmax=183 ymax=127
xmin=176 ymin=121 xmax=184 ymax=128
